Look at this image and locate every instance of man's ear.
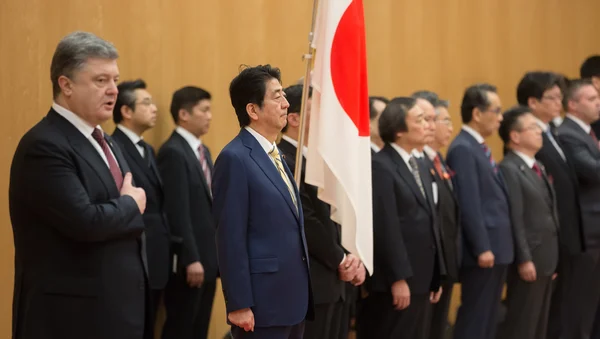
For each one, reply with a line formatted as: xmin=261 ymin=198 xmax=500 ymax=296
xmin=121 ymin=105 xmax=134 ymax=120
xmin=57 ymin=75 xmax=73 ymax=96
xmin=246 ymin=103 xmax=259 ymax=122
xmin=287 ymin=113 xmax=300 ymax=127
xmin=178 ymin=108 xmax=189 ymax=123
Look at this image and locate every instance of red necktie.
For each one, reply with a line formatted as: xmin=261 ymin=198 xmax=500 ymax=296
xmin=532 ymin=163 xmax=543 ymax=179
xmin=433 ymin=154 xmax=444 ymax=178
xmin=91 ymin=128 xmax=123 ymax=189
xmin=198 ymin=145 xmax=212 ymax=190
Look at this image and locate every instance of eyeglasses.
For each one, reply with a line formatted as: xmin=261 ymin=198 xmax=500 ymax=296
xmin=485 ymin=107 xmax=503 ymax=115
xmin=542 ymin=94 xmax=563 ymax=102
xmin=519 ymin=124 xmax=543 ymax=132
xmin=135 ymin=98 xmax=154 ymax=106
xmin=436 ymin=118 xmax=453 ymax=126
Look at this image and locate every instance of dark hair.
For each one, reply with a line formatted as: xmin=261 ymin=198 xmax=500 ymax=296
xmin=169 ymin=86 xmax=211 ymax=123
xmin=113 ymin=79 xmax=147 ymax=124
xmin=229 ymin=64 xmax=282 ymax=127
xmin=580 ymin=55 xmax=600 ymax=78
xmin=498 ymin=105 xmax=532 ymax=148
xmin=378 ymin=97 xmax=417 ymax=144
xmin=282 ymin=84 xmax=313 ymax=132
xmin=369 ymin=96 xmax=389 ymax=120
xmin=411 ymin=90 xmax=439 ymax=105
xmin=460 ymin=83 xmax=497 ymax=123
xmin=516 ymin=71 xmax=562 ymax=106
xmin=565 ymin=78 xmax=595 ymax=103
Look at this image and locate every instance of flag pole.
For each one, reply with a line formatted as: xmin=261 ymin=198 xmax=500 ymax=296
xmin=294 ymin=0 xmax=319 ymax=187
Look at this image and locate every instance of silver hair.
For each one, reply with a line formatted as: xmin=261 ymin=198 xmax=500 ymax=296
xmin=50 ymin=31 xmax=118 ymax=98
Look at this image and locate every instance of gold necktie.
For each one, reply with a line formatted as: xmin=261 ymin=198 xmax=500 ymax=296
xmin=268 ymin=146 xmax=298 ymax=212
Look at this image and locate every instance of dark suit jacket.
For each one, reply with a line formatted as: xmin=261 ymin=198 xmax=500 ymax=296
xmin=278 ymin=138 xmax=345 ymax=305
xmin=9 ymin=109 xmax=147 ymax=339
xmin=558 ymin=117 xmax=600 ymax=250
xmin=424 ymin=153 xmax=461 ymax=282
xmin=157 ymin=131 xmax=218 ymax=281
xmin=112 ymin=128 xmax=171 ymax=290
xmin=369 ymin=144 xmax=443 ymax=295
xmin=446 ymin=130 xmax=514 ymax=267
xmin=536 ymin=124 xmax=584 ymax=255
xmin=499 ymin=152 xmax=559 ymax=276
xmin=212 ymin=128 xmax=314 ymax=327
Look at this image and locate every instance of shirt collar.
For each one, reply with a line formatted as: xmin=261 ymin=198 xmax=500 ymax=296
xmin=52 ymin=102 xmax=100 ymax=138
xmin=513 ymin=150 xmax=537 ymax=168
xmin=423 ymin=145 xmax=437 ymax=161
xmin=566 ymin=114 xmax=591 ymax=134
xmin=390 ymin=143 xmax=414 ymax=168
xmin=462 ymin=125 xmax=485 ymax=144
xmin=117 ymin=124 xmax=143 ymax=145
xmin=370 ymin=142 xmax=381 ymax=153
xmin=244 ymin=126 xmax=277 ymax=155
xmin=412 ymin=149 xmax=425 ymax=159
xmin=534 ymin=117 xmax=550 ymax=133
xmin=175 ymin=126 xmax=202 ymax=153
xmin=281 ymin=134 xmax=308 ymax=157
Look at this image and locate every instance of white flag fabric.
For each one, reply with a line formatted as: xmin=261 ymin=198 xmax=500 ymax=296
xmin=305 ymin=0 xmax=373 ymax=274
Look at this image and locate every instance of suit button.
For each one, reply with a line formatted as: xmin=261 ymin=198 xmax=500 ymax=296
xmin=302 ymin=256 xmax=306 ymax=261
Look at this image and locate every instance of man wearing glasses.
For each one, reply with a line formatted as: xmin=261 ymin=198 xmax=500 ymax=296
xmin=412 ymin=91 xmax=461 ymax=339
xmin=516 ymin=71 xmax=586 ymax=339
xmin=446 ymin=84 xmax=514 ymax=339
xmin=111 ymin=79 xmax=170 ymax=339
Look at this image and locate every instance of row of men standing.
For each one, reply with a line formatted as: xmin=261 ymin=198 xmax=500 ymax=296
xmin=112 ymin=83 xmax=219 ymax=339
xmin=356 ymin=60 xmax=600 ymax=339
xmin=9 ymin=30 xmax=368 ymax=339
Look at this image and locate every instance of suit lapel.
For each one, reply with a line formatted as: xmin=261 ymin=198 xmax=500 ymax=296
xmin=50 ymin=111 xmax=120 ymax=195
xmin=462 ymin=132 xmax=508 ymax=194
xmin=242 ymin=130 xmax=299 ymax=219
xmin=506 ymin=152 xmax=552 ymax=208
xmin=172 ymin=132 xmax=212 ymax=200
xmin=382 ymin=146 xmax=430 ymax=211
xmin=564 ymin=118 xmax=600 ymax=154
xmin=113 ymin=129 xmax=159 ymax=187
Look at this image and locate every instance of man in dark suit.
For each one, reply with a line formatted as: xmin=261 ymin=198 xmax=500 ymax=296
xmin=9 ymin=31 xmax=148 ymax=339
xmin=556 ymin=78 xmax=600 ymax=339
xmin=213 ymin=65 xmax=314 ymax=339
xmin=369 ymin=96 xmax=388 ymax=154
xmin=580 ymin=55 xmax=600 ymax=138
xmin=447 ymin=83 xmax=513 ymax=339
xmin=515 ymin=71 xmax=587 ymax=339
xmin=158 ymin=86 xmax=218 ymax=339
xmin=358 ymin=97 xmax=443 ymax=339
xmin=278 ymin=84 xmax=364 ymax=339
xmin=111 ymin=79 xmax=171 ymax=339
xmin=496 ymin=106 xmax=559 ymax=339
xmin=413 ymin=91 xmax=461 ymax=339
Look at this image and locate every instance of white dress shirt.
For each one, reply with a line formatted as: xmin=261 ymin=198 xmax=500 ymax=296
xmin=281 ymin=135 xmax=308 ymax=157
xmin=566 ymin=114 xmax=592 ymax=134
xmin=390 ymin=143 xmax=414 ymax=169
xmin=176 ymin=126 xmax=202 ymax=159
xmin=513 ymin=151 xmax=537 ymax=169
xmin=461 ymin=125 xmax=485 ymax=144
xmin=117 ymin=124 xmax=145 ymax=158
xmin=370 ymin=142 xmax=381 ymax=153
xmin=245 ymin=126 xmax=279 ymax=165
xmin=423 ymin=145 xmax=437 ymax=161
xmin=535 ymin=117 xmax=566 ymax=161
xmin=52 ymin=102 xmax=119 ymax=170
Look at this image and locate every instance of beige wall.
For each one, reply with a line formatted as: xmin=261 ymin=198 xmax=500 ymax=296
xmin=2 ymin=0 xmax=600 ymax=337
